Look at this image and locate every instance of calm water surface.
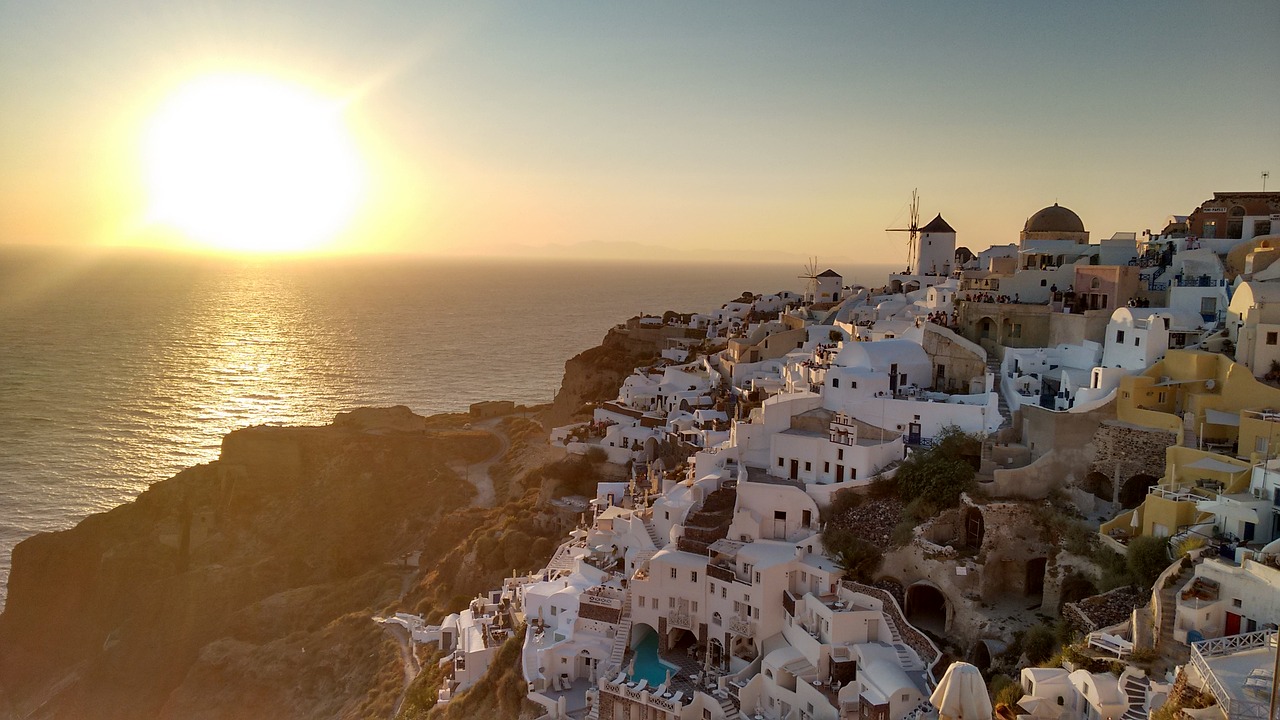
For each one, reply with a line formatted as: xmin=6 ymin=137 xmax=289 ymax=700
xmin=0 ymin=248 xmax=894 ymax=606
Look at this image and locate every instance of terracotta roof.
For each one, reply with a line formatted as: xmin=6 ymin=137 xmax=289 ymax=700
xmin=920 ymin=214 xmax=954 ymax=233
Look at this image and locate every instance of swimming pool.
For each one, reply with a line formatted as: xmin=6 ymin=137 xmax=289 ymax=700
xmin=629 ymin=628 xmax=678 ymax=687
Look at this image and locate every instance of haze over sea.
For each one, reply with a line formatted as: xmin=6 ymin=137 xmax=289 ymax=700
xmin=0 ymin=247 xmax=894 ymax=605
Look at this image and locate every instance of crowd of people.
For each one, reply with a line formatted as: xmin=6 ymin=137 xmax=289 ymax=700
xmin=926 ymin=310 xmax=958 ymax=327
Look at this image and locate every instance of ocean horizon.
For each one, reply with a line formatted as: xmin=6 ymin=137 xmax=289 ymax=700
xmin=0 ymin=246 xmax=896 ymax=606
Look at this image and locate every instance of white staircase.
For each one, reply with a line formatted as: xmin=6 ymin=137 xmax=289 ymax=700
xmin=607 ymin=589 xmax=633 ymax=675
xmin=642 ymin=517 xmax=664 ymax=548
xmin=1120 ymin=675 xmax=1149 ymax=720
xmin=716 ymin=693 xmax=740 ymax=719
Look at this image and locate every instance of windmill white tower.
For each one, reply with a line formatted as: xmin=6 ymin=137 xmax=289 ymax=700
xmin=798 ymin=257 xmax=821 ymax=303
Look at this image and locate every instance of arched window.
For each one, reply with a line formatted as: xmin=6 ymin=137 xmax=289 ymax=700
xmin=1091 ymin=277 xmax=1102 ymax=289
xmin=1230 ymin=205 xmax=1246 ymax=217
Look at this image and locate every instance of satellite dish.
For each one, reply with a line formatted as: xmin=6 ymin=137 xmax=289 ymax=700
xmin=1204 ymin=379 xmax=1216 ymax=390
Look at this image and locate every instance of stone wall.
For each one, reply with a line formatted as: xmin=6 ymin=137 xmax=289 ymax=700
xmin=1090 ymin=421 xmax=1175 ymax=485
xmin=918 ymin=325 xmax=987 ymax=394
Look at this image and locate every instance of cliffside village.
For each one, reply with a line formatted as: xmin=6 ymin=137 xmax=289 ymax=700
xmin=390 ymin=191 xmax=1280 ymax=720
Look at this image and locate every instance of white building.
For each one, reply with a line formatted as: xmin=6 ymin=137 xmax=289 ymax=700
xmin=1099 ymin=307 xmax=1204 ymax=372
xmin=913 ymin=215 xmax=957 ymax=277
xmin=1228 ymin=281 xmax=1280 ymax=378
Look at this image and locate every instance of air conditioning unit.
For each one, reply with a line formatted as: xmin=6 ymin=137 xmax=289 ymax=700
xmin=1253 ymin=487 xmax=1265 ymax=499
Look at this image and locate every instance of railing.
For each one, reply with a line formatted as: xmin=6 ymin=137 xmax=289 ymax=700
xmin=1190 ymin=631 xmax=1276 ymax=720
xmin=727 ymin=616 xmax=755 ymax=638
xmin=669 ymin=610 xmax=693 ymax=630
xmin=1148 ymin=486 xmax=1200 ymax=502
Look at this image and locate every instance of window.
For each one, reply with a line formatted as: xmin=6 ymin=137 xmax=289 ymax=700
xmin=1232 ymin=598 xmax=1242 ymax=608
xmin=837 ymin=449 xmax=844 ymax=460
xmin=800 ymin=571 xmax=807 ymax=582
xmin=1157 ymin=392 xmax=1166 ymax=403
xmin=1041 ymin=279 xmax=1047 ymax=287
xmin=775 ymin=510 xmax=786 ymax=520
xmin=1115 ymin=330 xmax=1124 ymax=344
xmin=804 ymin=461 xmax=811 ymax=471
xmin=824 ymin=462 xmax=830 ymax=472
xmin=1268 ymin=332 xmax=1278 ymax=346
xmin=754 ymin=607 xmax=760 ymax=619
xmin=1204 ymin=220 xmax=1218 ymax=238
xmin=691 ymin=571 xmax=698 ymax=582
xmin=902 ymin=694 xmax=911 ymax=702
xmin=1057 ymin=697 xmax=1064 ymax=707
xmin=755 ymin=571 xmax=761 ymax=583
xmin=721 ymin=587 xmax=727 ymax=598
xmin=1012 ymin=323 xmax=1022 ymax=338
xmin=1202 ymin=297 xmax=1217 ymax=315
xmin=1134 ymin=336 xmax=1140 ymax=346
xmin=671 ymin=568 xmax=678 ymax=579
xmin=778 ymin=457 xmax=784 ymax=467
xmin=851 ymin=468 xmax=857 ymax=479
xmin=692 ymin=601 xmax=698 ymax=613
xmin=832 ymin=378 xmax=839 ymax=388
xmin=851 ymin=380 xmax=858 ymax=389
xmin=710 ymin=582 xmax=715 ymax=593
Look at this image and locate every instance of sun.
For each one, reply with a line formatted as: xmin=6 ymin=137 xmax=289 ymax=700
xmin=142 ymin=73 xmax=365 ymax=253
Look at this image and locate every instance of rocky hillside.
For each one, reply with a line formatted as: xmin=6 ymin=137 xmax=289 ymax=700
xmin=0 ymin=407 xmax=510 ymax=720
xmin=545 ymin=326 xmax=661 ymax=426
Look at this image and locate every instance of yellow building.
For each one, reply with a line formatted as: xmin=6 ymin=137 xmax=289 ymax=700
xmin=1102 ymin=350 xmax=1280 ymax=545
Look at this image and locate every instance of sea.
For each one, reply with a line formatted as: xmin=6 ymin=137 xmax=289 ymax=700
xmin=0 ymin=247 xmax=895 ymax=607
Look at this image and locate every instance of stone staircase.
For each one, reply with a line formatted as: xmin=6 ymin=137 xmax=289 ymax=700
xmin=716 ymin=693 xmax=740 ymax=719
xmin=1162 ymin=561 xmax=1187 ymax=650
xmin=986 ymin=354 xmax=1010 ymax=429
xmin=1120 ymin=674 xmax=1150 ymax=720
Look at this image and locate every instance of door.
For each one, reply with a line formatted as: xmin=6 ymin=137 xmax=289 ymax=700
xmin=835 ymin=465 xmax=844 ymax=482
xmin=1225 ymin=612 xmax=1241 ymax=636
xmin=889 ymin=363 xmax=899 ymax=394
xmin=789 ymin=459 xmax=798 ymax=480
xmin=908 ymin=423 xmax=922 ymax=445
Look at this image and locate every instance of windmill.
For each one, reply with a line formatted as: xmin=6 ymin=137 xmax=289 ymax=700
xmin=798 ymin=257 xmax=821 ymax=303
xmin=886 ymin=189 xmax=921 ymax=274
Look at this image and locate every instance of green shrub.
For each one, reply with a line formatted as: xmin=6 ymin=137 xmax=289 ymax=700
xmin=1023 ymin=624 xmax=1056 ymax=665
xmin=1127 ymin=536 xmax=1171 ymax=590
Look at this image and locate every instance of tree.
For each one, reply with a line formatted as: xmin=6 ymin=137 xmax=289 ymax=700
xmin=821 ymin=526 xmax=883 ymax=583
xmin=1127 ymin=536 xmax=1171 ymax=589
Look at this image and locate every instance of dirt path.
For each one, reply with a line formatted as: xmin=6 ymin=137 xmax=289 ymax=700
xmin=379 ymin=620 xmax=421 ymax=718
xmin=453 ymin=417 xmax=510 ymax=508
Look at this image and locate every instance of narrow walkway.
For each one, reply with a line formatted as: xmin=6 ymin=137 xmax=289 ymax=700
xmin=451 ymin=417 xmax=510 ymax=508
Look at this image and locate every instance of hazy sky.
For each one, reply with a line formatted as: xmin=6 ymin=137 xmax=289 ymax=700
xmin=1 ymin=1 xmax=1278 ymax=263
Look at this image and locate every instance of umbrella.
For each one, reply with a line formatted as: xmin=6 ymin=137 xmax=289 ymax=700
xmin=1016 ymin=695 xmax=1062 ymax=719
xmin=930 ymin=662 xmax=994 ymax=720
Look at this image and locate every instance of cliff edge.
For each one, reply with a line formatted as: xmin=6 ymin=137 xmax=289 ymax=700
xmin=0 ymin=407 xmax=491 ymax=720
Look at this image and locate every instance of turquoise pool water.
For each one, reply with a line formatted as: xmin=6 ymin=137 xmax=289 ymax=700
xmin=629 ymin=629 xmax=678 ymax=687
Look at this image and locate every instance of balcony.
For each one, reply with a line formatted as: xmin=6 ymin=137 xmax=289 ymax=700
xmin=669 ymin=610 xmax=693 ymax=630
xmin=727 ymin=616 xmax=755 ymax=639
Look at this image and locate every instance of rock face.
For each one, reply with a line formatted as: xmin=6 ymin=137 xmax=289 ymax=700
xmin=546 ymin=327 xmax=661 ymax=426
xmin=0 ymin=408 xmax=479 ymax=720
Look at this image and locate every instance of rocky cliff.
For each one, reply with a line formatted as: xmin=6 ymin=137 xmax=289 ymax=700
xmin=545 ymin=326 xmax=662 ymax=426
xmin=0 ymin=407 xmax=503 ymax=720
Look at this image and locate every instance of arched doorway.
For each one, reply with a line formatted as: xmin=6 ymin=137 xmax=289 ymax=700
xmin=1119 ymin=474 xmax=1158 ymax=509
xmin=905 ymin=582 xmax=949 ymax=635
xmin=979 ymin=317 xmax=996 ymax=340
xmin=1081 ymin=471 xmax=1113 ymax=502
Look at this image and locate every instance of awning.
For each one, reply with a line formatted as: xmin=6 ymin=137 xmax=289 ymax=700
xmin=1196 ymin=500 xmax=1262 ymax=525
xmin=1184 ymin=457 xmax=1248 ymax=474
xmin=1204 ymin=409 xmax=1241 ymax=427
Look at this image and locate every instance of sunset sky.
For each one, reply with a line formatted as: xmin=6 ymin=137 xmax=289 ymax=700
xmin=1 ymin=1 xmax=1277 ymax=263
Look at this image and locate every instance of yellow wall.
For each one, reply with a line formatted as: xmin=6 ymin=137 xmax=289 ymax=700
xmin=1142 ymin=494 xmax=1200 ymax=538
